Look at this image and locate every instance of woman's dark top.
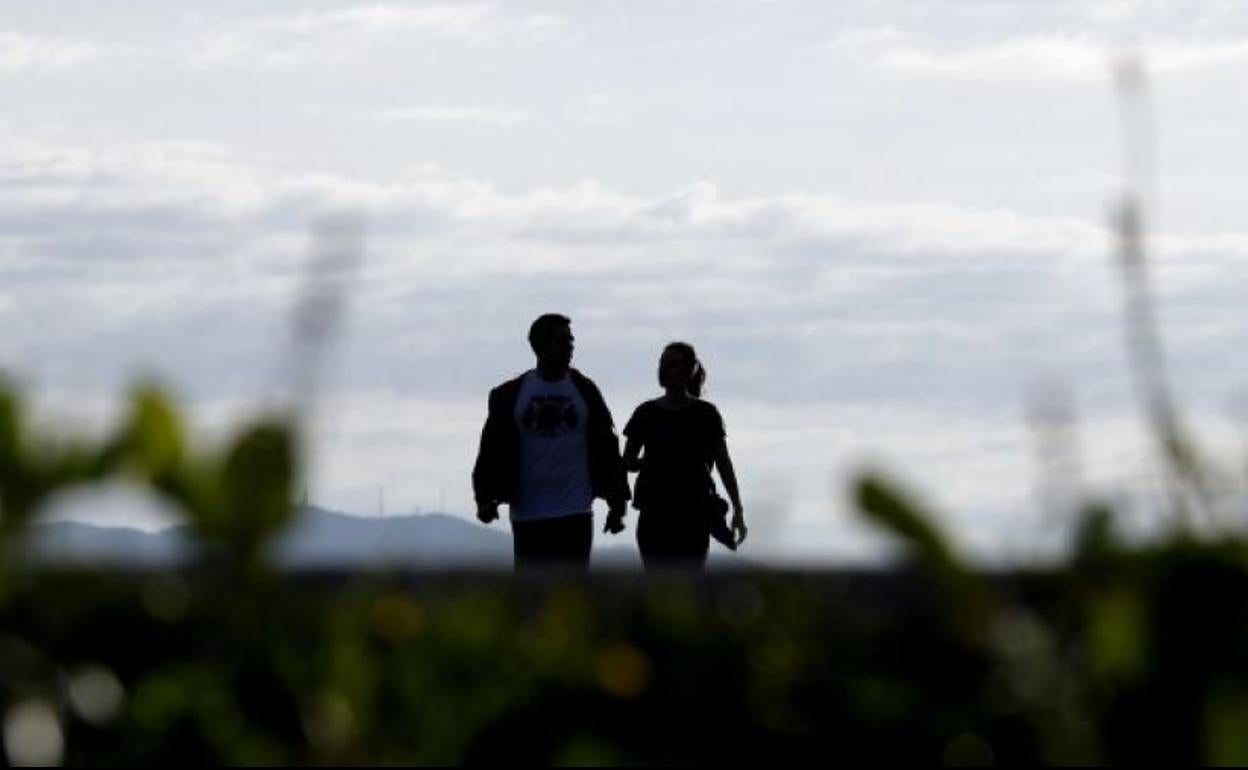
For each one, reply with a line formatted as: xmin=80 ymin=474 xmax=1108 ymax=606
xmin=624 ymin=398 xmax=725 ymax=511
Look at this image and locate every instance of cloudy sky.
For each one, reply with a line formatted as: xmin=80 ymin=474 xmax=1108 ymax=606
xmin=4 ymin=0 xmax=1248 ymax=564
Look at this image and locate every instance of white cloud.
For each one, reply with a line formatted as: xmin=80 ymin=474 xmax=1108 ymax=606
xmin=580 ymin=93 xmax=620 ymax=127
xmin=4 ymin=0 xmax=1248 ymax=563
xmin=3 ymin=129 xmax=1246 ymax=562
xmin=880 ymin=35 xmax=1107 ymax=83
xmin=0 ymin=139 xmax=271 ymax=219
xmin=1081 ymin=0 xmax=1169 ymax=24
xmin=830 ymin=29 xmax=1248 ymax=83
xmin=265 ymin=3 xmax=494 ymax=38
xmin=379 ymin=105 xmax=530 ymax=127
xmin=0 ymin=31 xmax=96 ymax=73
xmin=189 ymin=3 xmax=564 ymax=68
xmin=1150 ymin=37 xmax=1248 ymax=71
xmin=521 ymin=13 xmax=569 ymax=36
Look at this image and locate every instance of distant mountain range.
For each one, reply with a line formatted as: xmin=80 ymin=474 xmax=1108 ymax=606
xmin=26 ymin=505 xmax=657 ymax=569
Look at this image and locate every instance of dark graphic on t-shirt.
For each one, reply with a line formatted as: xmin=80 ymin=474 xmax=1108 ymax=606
xmin=521 ymin=395 xmax=579 ymax=437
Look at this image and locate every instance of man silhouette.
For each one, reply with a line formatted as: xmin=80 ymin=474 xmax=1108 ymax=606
xmin=472 ymin=314 xmax=629 ymax=569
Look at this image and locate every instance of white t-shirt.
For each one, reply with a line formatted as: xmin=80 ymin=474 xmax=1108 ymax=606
xmin=510 ymin=369 xmax=593 ymax=521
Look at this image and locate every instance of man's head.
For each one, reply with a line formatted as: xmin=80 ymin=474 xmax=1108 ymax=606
xmin=529 ymin=313 xmax=574 ymax=372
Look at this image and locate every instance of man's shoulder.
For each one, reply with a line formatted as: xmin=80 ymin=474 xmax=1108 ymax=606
xmin=568 ymin=368 xmax=602 ymax=395
xmin=488 ymin=371 xmax=530 ymax=404
xmin=569 ymin=369 xmax=619 ymax=426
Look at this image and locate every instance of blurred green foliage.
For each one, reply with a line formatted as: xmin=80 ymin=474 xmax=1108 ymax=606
xmin=0 ymin=381 xmax=296 ymax=578
xmin=2 ymin=379 xmax=1248 ymax=764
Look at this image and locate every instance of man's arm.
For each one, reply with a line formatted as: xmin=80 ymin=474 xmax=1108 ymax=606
xmin=604 ymin=435 xmax=643 ymax=535
xmin=602 ymin=423 xmax=630 ymax=534
xmin=597 ymin=398 xmax=631 ymax=511
xmin=471 ymin=388 xmax=501 ymax=523
xmin=575 ymin=372 xmax=631 ymax=532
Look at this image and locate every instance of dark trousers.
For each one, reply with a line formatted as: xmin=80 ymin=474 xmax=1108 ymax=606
xmin=636 ymin=507 xmax=709 ymax=571
xmin=511 ymin=513 xmax=593 ymax=571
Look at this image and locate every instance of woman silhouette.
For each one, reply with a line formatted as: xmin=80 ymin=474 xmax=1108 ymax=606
xmin=622 ymin=342 xmax=747 ymax=569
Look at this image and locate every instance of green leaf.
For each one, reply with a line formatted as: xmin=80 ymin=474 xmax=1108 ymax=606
xmin=219 ymin=421 xmax=298 ymax=557
xmin=123 ymin=387 xmax=186 ymax=478
xmin=854 ymin=473 xmax=959 ymax=572
xmin=0 ymin=382 xmax=25 ymax=474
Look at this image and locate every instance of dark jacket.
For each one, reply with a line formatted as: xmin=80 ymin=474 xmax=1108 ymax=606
xmin=472 ymin=369 xmax=630 ymax=510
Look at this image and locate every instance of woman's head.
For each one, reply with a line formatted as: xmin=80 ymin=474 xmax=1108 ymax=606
xmin=658 ymin=341 xmax=706 ymax=397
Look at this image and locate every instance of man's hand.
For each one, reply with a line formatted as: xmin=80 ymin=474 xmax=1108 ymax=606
xmin=604 ymin=507 xmax=626 ymax=534
xmin=477 ymin=501 xmax=500 ymax=524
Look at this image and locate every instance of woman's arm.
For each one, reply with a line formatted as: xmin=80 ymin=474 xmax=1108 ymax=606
xmin=713 ymin=437 xmax=747 ymax=545
xmin=622 ymin=435 xmax=643 ymax=473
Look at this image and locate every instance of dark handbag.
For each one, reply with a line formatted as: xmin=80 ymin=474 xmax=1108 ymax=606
xmin=701 ymin=491 xmax=736 ymax=551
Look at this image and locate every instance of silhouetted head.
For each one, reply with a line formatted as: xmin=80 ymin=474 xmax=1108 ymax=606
xmin=529 ymin=313 xmax=574 ymax=373
xmin=658 ymin=341 xmax=705 ymax=398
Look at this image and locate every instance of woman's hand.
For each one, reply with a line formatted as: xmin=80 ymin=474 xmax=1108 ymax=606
xmin=731 ymin=504 xmax=747 ymax=547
